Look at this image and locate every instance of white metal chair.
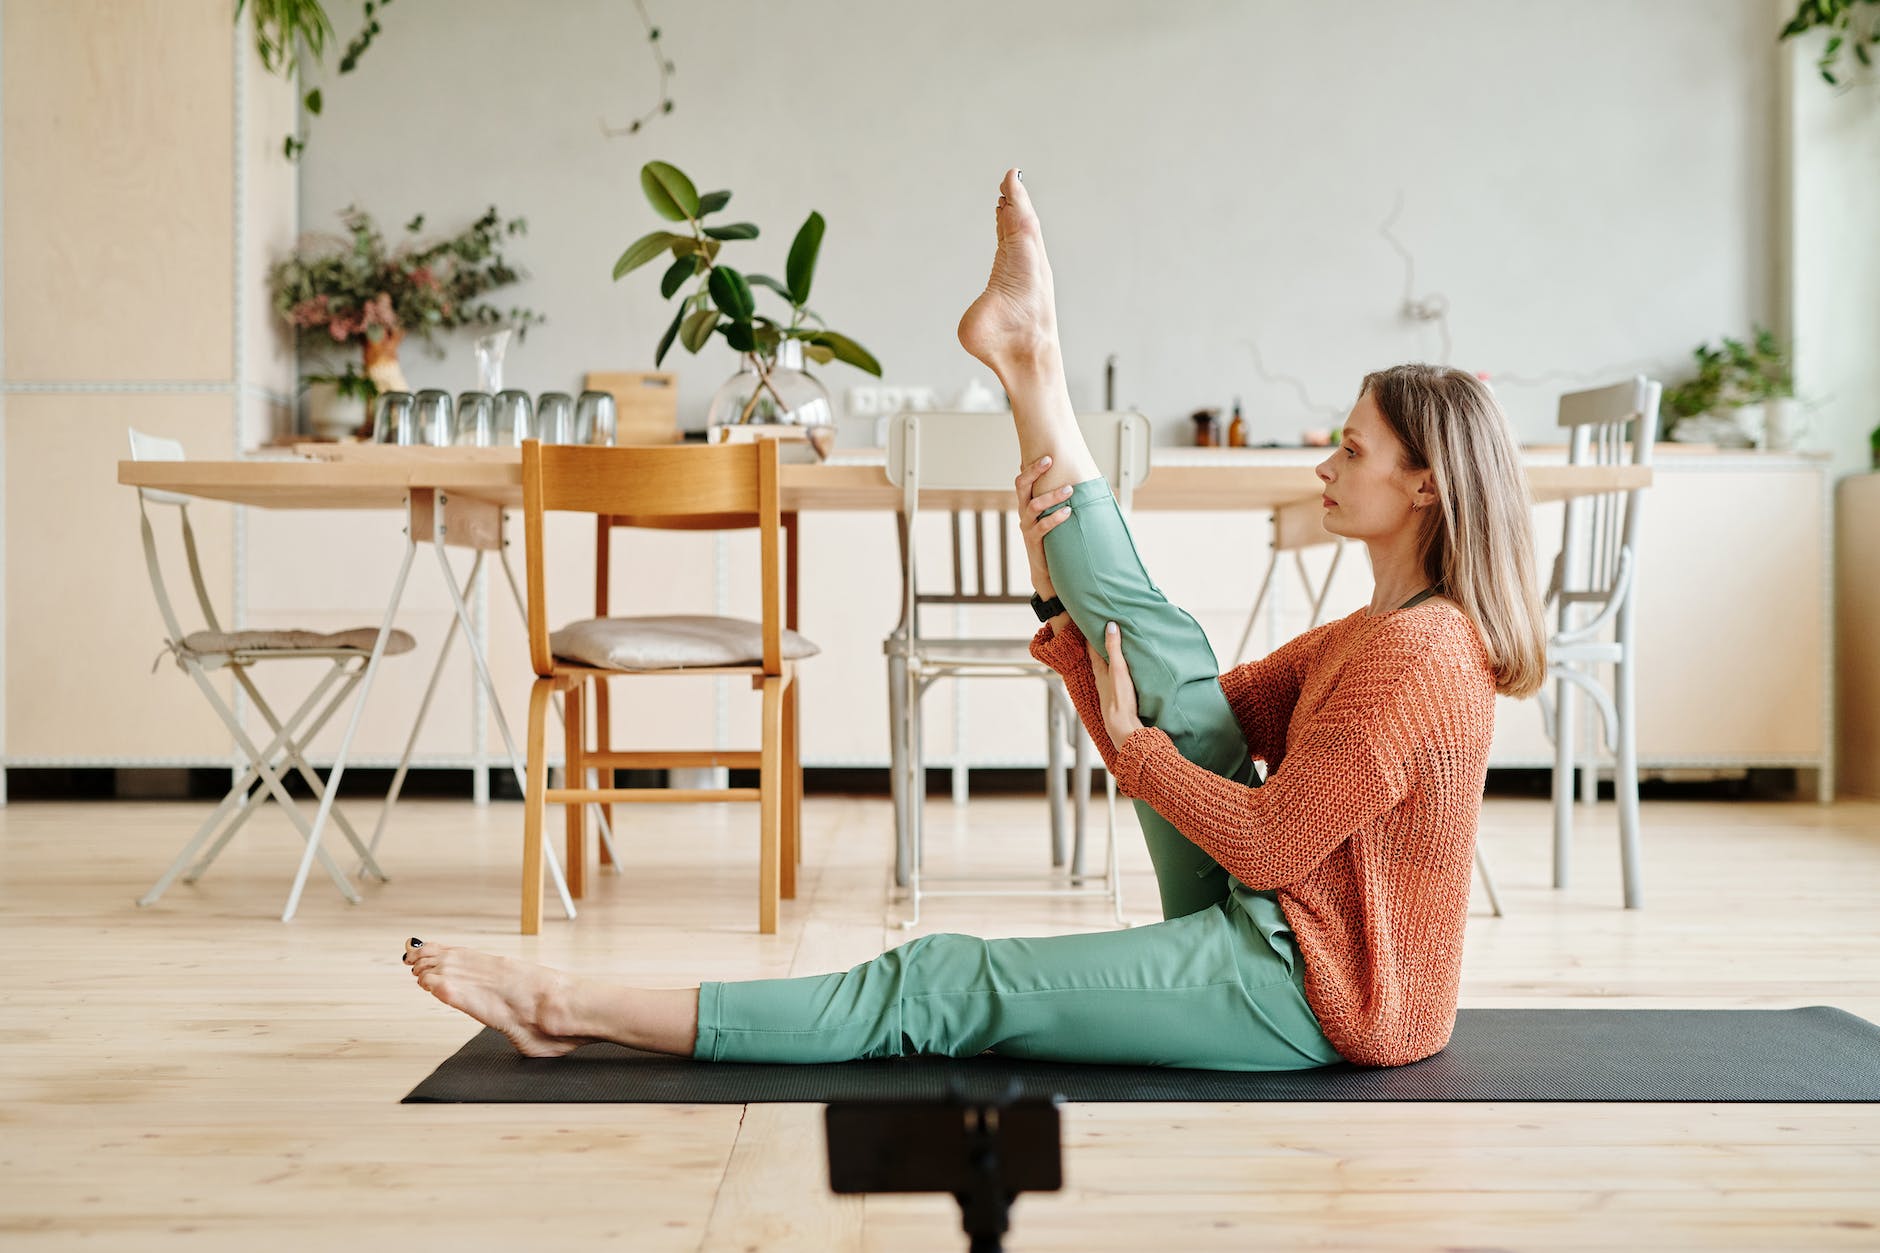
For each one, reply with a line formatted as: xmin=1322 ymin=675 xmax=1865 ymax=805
xmin=884 ymin=409 xmax=1151 ymax=928
xmin=128 ymin=429 xmax=413 ymax=916
xmin=1535 ymin=376 xmax=1660 ymax=909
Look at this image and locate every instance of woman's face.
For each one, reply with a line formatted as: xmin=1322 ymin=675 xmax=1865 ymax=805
xmin=1315 ymin=391 xmax=1435 ymax=542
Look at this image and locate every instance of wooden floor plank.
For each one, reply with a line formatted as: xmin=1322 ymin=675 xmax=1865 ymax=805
xmin=0 ymin=793 xmax=1876 ymax=1250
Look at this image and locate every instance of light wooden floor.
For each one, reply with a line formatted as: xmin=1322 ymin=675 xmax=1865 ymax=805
xmin=2 ymin=789 xmax=1878 ymax=1251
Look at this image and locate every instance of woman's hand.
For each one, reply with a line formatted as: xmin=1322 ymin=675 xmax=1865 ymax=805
xmin=1014 ymin=455 xmax=1075 ymax=600
xmin=1087 ymin=622 xmax=1145 ymax=752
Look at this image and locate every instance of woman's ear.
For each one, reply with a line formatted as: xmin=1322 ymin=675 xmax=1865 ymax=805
xmin=1412 ymin=471 xmax=1439 ymax=511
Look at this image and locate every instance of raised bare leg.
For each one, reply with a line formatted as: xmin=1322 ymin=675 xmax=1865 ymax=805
xmin=404 ymin=938 xmax=699 ymax=1058
xmin=958 ymin=168 xmax=1100 ymax=492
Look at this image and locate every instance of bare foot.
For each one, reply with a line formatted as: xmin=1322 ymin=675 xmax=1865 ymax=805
xmin=958 ymin=168 xmax=1061 ymax=376
xmin=404 ymin=939 xmax=588 ymax=1058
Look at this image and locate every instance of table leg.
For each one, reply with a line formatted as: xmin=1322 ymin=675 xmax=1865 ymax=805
xmin=281 ymin=529 xmax=418 ymax=922
xmin=429 ymin=515 xmax=576 ymax=921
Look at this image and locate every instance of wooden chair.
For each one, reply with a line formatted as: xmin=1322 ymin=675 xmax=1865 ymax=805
xmin=519 ymin=437 xmax=810 ymax=934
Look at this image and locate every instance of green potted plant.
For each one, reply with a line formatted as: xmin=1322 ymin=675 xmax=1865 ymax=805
xmin=1663 ymin=326 xmax=1797 ymax=449
xmin=612 ymin=161 xmax=881 ymax=457
xmin=270 ymin=205 xmax=543 ymax=438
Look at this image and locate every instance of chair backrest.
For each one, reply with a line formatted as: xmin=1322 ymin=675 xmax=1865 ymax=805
xmin=884 ymin=410 xmax=1151 ymax=637
xmin=521 ymin=437 xmax=785 ymax=677
xmin=885 ymin=409 xmax=1151 ymax=503
xmin=127 ymin=428 xmax=219 ymax=644
xmin=1552 ymin=375 xmax=1660 ymax=615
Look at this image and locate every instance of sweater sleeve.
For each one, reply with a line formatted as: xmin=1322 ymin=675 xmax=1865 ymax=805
xmin=1110 ymin=631 xmax=1455 ymax=890
xmin=1029 ymin=618 xmax=1124 ymax=774
xmin=1216 ymin=621 xmax=1333 ymax=764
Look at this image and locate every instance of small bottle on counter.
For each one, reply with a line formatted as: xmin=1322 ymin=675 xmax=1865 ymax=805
xmin=1191 ymin=408 xmax=1220 ymax=447
xmin=1227 ymin=398 xmax=1246 ymax=448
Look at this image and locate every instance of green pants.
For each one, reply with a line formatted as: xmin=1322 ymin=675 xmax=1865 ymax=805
xmin=695 ymin=479 xmax=1342 ymax=1071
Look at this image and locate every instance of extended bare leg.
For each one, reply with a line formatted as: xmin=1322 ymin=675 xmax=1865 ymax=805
xmin=958 ymin=167 xmax=1100 ymax=493
xmin=405 ymin=938 xmax=699 ymax=1058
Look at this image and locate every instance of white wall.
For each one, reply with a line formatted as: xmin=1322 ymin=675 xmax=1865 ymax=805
xmin=1786 ymin=28 xmax=1880 ymax=477
xmin=299 ymin=0 xmax=1781 ymax=446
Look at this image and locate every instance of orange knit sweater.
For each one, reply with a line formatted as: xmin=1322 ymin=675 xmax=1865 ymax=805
xmin=1031 ymin=599 xmax=1496 ymax=1067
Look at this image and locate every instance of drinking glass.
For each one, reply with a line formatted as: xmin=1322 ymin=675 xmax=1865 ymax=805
xmin=536 ymin=391 xmax=576 ymax=445
xmin=412 ymin=389 xmax=454 ymax=447
xmin=574 ymin=390 xmax=618 ymax=446
xmin=474 ymin=328 xmax=512 ymax=394
xmin=452 ymin=391 xmax=495 ymax=446
xmin=371 ymin=391 xmax=417 ymax=444
xmin=492 ymin=390 xmax=535 ymax=445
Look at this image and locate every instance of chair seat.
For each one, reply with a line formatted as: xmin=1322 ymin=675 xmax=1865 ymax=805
xmin=552 ymin=614 xmax=819 ymax=672
xmin=179 ymin=627 xmax=417 ymax=658
xmin=892 ymin=635 xmax=1051 ymax=669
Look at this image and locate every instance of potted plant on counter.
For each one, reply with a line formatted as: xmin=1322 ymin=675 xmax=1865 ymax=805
xmin=612 ymin=160 xmax=882 ymax=459
xmin=271 ymin=205 xmax=544 ymax=439
xmin=1664 ymin=326 xmax=1799 ymax=450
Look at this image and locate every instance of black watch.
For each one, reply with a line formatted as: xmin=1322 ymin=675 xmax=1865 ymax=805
xmin=1030 ymin=591 xmax=1066 ymax=622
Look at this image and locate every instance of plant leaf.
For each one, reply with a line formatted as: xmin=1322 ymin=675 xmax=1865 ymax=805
xmin=708 ymin=266 xmax=756 ymax=321
xmin=697 ymin=190 xmax=732 ymax=215
xmin=805 ymin=329 xmax=881 ymax=377
xmin=680 ymin=308 xmax=719 ymax=353
xmin=659 ymin=255 xmax=695 ymax=299
xmin=654 ymin=306 xmax=685 ymax=367
xmin=703 ymin=222 xmax=760 ymax=241
xmin=614 ymin=230 xmax=683 ymax=280
xmin=641 ymin=161 xmax=700 ymax=221
xmin=304 ymin=88 xmax=323 ymax=115
xmin=803 ymin=342 xmax=835 ymax=365
xmin=747 ymin=273 xmax=796 ymax=303
xmin=786 ymin=211 xmax=825 ymax=305
xmin=722 ymin=320 xmax=757 ymax=352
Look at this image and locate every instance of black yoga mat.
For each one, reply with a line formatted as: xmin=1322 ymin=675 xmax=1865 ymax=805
xmin=403 ymin=1006 xmax=1880 ymax=1104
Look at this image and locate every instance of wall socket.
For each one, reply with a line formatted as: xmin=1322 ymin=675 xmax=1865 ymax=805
xmin=847 ymin=384 xmax=938 ymax=417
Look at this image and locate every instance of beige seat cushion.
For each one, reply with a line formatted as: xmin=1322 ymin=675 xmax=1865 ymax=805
xmin=180 ymin=628 xmax=417 ymax=657
xmin=551 ymin=615 xmax=819 ymax=672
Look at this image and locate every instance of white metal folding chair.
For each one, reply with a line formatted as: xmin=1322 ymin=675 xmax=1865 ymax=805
xmin=884 ymin=409 xmax=1151 ymax=929
xmin=1535 ymin=376 xmax=1661 ymax=909
xmin=128 ymin=429 xmax=412 ymax=915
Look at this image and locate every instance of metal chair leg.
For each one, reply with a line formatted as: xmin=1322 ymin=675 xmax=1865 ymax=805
xmin=1044 ymin=683 xmax=1067 ymax=870
xmin=1070 ymin=708 xmax=1091 ymax=885
xmin=1615 ymin=617 xmax=1644 ymax=910
xmin=1473 ymin=843 xmax=1505 ymax=917
xmin=1551 ymin=667 xmax=1575 ymax=891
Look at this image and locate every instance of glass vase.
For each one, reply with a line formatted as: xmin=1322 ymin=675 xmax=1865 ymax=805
xmin=705 ymin=339 xmax=836 ymax=458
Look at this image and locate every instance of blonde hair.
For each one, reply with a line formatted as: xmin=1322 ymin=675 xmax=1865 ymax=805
xmin=1359 ymin=364 xmax=1548 ymax=699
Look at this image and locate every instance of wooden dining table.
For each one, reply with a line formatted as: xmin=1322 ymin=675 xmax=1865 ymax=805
xmin=118 ymin=446 xmax=1649 ymax=922
xmin=119 ymin=445 xmax=1649 ymax=515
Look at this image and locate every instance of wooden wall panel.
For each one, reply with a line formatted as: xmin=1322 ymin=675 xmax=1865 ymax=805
xmin=239 ymin=21 xmax=298 ymax=402
xmin=2 ymin=0 xmax=234 ymax=382
xmin=1835 ymin=474 xmax=1880 ymax=798
xmin=7 ymin=394 xmax=234 ymax=757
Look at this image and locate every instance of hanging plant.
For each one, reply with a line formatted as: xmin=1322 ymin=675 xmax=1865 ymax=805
xmin=236 ymin=0 xmax=396 ymax=160
xmin=1780 ymin=0 xmax=1880 ymax=86
xmin=600 ymin=0 xmax=679 ymax=139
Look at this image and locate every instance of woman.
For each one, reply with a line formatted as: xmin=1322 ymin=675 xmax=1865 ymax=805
xmin=404 ymin=169 xmax=1547 ymax=1070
